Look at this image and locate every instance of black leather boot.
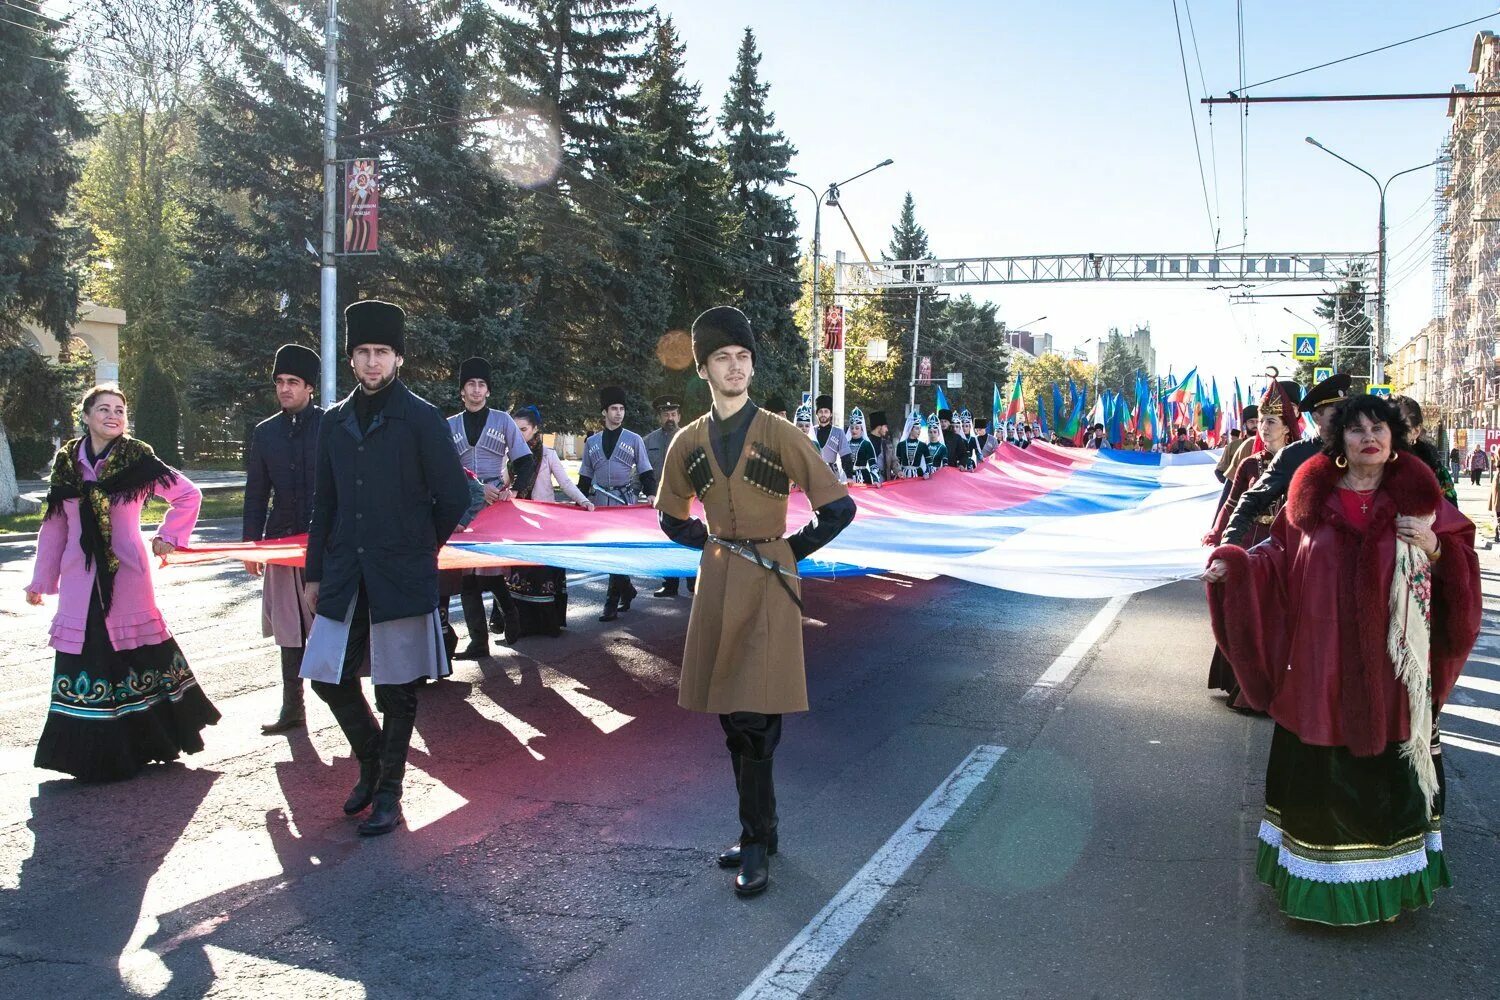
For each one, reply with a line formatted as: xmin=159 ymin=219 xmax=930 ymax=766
xmin=360 ymin=683 xmax=417 ymax=836
xmin=599 ymin=579 xmax=620 ymax=622
xmin=653 ymin=578 xmax=680 ymax=598
xmin=456 ymin=583 xmax=490 ymax=658
xmin=324 ymin=697 xmax=381 ymax=814
xmin=734 ymin=756 xmax=774 ymax=896
xmin=619 ymin=579 xmax=638 ymax=611
xmin=262 ymin=646 xmax=307 ymax=735
xmin=719 ymin=752 xmax=778 ymax=868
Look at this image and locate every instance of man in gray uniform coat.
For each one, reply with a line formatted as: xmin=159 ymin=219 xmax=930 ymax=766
xmin=644 ymin=395 xmax=686 ymax=598
xmin=447 ymin=356 xmax=535 ymax=656
xmin=578 ymin=386 xmax=658 ymax=621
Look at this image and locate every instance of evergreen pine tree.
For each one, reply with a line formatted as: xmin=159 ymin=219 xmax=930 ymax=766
xmin=718 ymin=28 xmax=802 ymax=411
xmin=0 ymin=3 xmax=94 ymax=513
xmin=1302 ymin=265 xmax=1372 ymax=387
xmin=188 ymin=0 xmax=523 ymax=442
xmin=133 ymin=357 xmax=182 ymax=465
xmin=1096 ymin=329 xmax=1146 ymax=399
xmin=635 ymin=14 xmax=729 ymax=412
xmin=500 ymin=0 xmax=666 ymax=430
xmin=878 ymin=191 xmax=939 ymax=351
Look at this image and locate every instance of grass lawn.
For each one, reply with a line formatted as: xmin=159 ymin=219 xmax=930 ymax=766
xmin=1 ymin=489 xmax=246 ymax=536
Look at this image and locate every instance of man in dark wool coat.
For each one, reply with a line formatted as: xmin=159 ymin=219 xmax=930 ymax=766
xmin=243 ymin=343 xmax=324 ymax=736
xmin=300 ymin=300 xmax=470 ymax=837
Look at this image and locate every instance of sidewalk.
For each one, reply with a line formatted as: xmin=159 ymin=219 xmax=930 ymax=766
xmin=1454 ymin=470 xmax=1498 ymax=548
xmin=17 ymin=469 xmax=246 ymax=504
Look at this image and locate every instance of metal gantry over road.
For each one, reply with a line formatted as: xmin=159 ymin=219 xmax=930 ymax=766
xmin=837 ymin=250 xmax=1379 ymax=288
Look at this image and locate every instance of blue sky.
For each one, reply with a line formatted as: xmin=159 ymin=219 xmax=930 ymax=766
xmin=663 ymin=0 xmax=1498 ymax=381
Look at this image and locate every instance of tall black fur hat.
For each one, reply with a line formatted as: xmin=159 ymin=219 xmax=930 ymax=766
xmin=344 ymin=299 xmax=405 ymax=356
xmin=458 ymin=357 xmax=492 ymax=388
xmin=272 ymin=344 xmax=319 ymax=385
xmin=691 ymin=306 xmax=757 ymax=366
xmin=599 ymin=386 xmax=628 ymax=410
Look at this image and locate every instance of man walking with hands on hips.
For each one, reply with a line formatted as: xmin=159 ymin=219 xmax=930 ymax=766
xmin=656 ymin=306 xmax=856 ymax=896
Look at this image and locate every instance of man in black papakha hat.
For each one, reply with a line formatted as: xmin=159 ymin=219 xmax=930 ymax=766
xmin=298 ymin=299 xmax=470 ymax=836
xmin=655 ymin=305 xmax=856 ymax=897
xmin=445 ymin=356 xmax=535 ymax=657
xmin=1222 ymin=372 xmax=1351 ymax=546
xmin=577 ymin=385 xmax=657 ymax=621
xmin=243 ymin=344 xmax=324 ymax=736
xmin=813 ymin=394 xmax=854 ymax=481
xmin=644 ymin=394 xmax=690 ymax=598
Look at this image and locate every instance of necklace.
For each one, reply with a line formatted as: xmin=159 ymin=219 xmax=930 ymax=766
xmin=1342 ymin=482 xmax=1378 ymax=514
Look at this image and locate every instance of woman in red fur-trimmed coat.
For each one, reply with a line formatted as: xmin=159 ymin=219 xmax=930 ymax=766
xmin=1204 ymin=393 xmax=1480 ymax=926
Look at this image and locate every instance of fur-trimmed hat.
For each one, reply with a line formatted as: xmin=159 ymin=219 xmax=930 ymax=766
xmin=938 ymin=408 xmax=953 ymax=422
xmin=691 ymin=306 xmax=756 ymax=366
xmin=458 ymin=356 xmax=492 ymax=388
xmin=815 ymin=394 xmax=833 ymax=411
xmin=344 ymin=299 xmax=404 ymax=356
xmin=868 ymin=410 xmax=889 ymax=429
xmin=272 ymin=344 xmax=319 ymax=385
xmin=599 ymin=386 xmax=627 ymax=410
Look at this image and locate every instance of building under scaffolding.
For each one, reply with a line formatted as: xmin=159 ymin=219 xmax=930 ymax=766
xmin=1432 ymin=32 xmax=1500 ymax=431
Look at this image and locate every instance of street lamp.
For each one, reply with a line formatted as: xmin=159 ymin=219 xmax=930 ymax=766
xmin=784 ymin=158 xmax=894 ymax=407
xmin=1304 ymin=137 xmax=1437 ymax=384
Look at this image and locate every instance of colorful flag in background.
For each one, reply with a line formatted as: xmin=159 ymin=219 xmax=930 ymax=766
xmin=935 ymin=385 xmax=951 ymax=415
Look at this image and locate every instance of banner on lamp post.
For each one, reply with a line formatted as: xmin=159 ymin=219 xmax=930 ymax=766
xmin=341 ymin=158 xmax=379 ymax=255
xmin=919 ymin=356 xmax=932 ymax=382
xmin=822 ymin=305 xmax=845 ymax=351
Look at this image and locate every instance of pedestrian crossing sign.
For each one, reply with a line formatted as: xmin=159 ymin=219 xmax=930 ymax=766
xmin=1292 ymin=333 xmax=1320 ymax=361
xmin=1313 ymin=366 xmax=1333 ymax=383
xmin=1368 ymin=384 xmax=1392 ymax=398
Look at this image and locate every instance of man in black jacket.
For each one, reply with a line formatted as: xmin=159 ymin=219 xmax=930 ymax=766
xmin=243 ymin=344 xmax=323 ymax=735
xmin=1222 ymin=373 xmax=1351 ymax=546
xmin=300 ymin=300 xmax=470 ymax=837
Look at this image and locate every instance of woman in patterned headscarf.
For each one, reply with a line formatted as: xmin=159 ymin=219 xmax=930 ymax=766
xmin=24 ymin=385 xmax=219 ymax=781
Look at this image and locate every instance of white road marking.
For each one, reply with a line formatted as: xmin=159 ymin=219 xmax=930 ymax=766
xmin=1020 ymin=593 xmax=1130 ymax=701
xmin=737 ymin=743 xmax=1007 ymax=1000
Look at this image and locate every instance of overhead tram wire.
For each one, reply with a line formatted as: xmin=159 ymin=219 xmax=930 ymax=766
xmin=1237 ymin=9 xmax=1500 ymax=94
xmin=1237 ymin=0 xmax=1248 ymax=247
xmin=1171 ymin=0 xmax=1218 ymax=247
xmin=1182 ymin=0 xmax=1222 ymax=236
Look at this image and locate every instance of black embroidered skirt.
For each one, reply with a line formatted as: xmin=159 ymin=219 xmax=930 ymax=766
xmin=507 ymin=566 xmax=568 ymax=638
xmin=35 ymin=591 xmax=220 ymax=782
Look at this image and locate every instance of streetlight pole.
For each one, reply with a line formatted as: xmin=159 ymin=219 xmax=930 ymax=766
xmin=784 ymin=159 xmax=893 ymax=409
xmin=320 ymin=0 xmax=339 ymax=404
xmin=1304 ymin=138 xmax=1436 ymax=385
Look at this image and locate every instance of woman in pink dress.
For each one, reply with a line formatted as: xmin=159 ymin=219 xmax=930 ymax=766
xmin=23 ymin=385 xmax=220 ymax=781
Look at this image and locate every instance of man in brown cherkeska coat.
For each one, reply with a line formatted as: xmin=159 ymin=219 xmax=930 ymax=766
xmin=656 ymin=306 xmax=857 ymax=897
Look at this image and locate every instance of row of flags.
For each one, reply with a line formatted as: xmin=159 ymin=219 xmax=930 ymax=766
xmin=932 ymin=369 xmax=1263 ymax=448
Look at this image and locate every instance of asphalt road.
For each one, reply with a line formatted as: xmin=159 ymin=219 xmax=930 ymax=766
xmin=0 ymin=521 xmax=1497 ymax=1000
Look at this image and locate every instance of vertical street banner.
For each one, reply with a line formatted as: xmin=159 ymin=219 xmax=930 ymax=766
xmin=919 ymin=356 xmax=932 ymax=382
xmin=822 ymin=305 xmax=845 ymax=351
xmin=343 ymin=159 xmax=379 ymax=254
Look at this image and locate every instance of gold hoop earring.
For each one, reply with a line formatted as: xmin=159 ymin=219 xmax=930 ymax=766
xmin=1335 ymin=455 xmax=1348 ymax=469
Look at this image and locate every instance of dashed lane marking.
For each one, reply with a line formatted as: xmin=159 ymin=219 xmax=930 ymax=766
xmin=1020 ymin=593 xmax=1130 ymax=701
xmin=737 ymin=743 xmax=1007 ymax=1000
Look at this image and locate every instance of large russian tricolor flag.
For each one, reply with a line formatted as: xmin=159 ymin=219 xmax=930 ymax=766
xmin=174 ymin=442 xmax=1221 ymax=600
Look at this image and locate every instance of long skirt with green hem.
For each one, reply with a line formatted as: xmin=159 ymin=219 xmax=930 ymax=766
xmin=35 ymin=590 xmax=220 ymax=782
xmin=1256 ymin=724 xmax=1449 ymax=926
